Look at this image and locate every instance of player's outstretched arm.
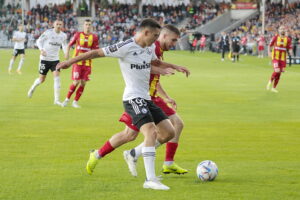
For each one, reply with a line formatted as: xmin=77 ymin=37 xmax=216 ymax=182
xmin=151 ymin=66 xmax=175 ymax=76
xmin=151 ymin=59 xmax=190 ymax=77
xmin=56 ymin=49 xmax=105 ymax=70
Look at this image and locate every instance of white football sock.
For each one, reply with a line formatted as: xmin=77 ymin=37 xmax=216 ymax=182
xmin=30 ymin=78 xmax=42 ymax=90
xmin=17 ymin=57 xmax=25 ymax=71
xmin=54 ymin=76 xmax=61 ymax=102
xmin=164 ymin=161 xmax=174 ymax=166
xmin=8 ymin=59 xmax=14 ymax=71
xmin=142 ymin=146 xmax=156 ymax=181
xmin=133 ymin=140 xmax=161 ymax=159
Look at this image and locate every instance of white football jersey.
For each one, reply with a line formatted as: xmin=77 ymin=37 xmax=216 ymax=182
xmin=36 ymin=29 xmax=68 ymax=61
xmin=103 ymin=38 xmax=157 ymax=101
xmin=13 ymin=31 xmax=26 ymax=49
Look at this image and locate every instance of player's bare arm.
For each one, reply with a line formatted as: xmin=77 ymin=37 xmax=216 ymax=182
xmin=56 ymin=49 xmax=105 ymax=70
xmin=151 ymin=59 xmax=190 ymax=77
xmin=268 ymin=45 xmax=273 ymax=57
xmin=40 ymin=49 xmax=47 ymax=56
xmin=151 ymin=66 xmax=175 ymax=76
xmin=65 ymin=45 xmax=72 ymax=60
xmin=156 ymin=82 xmax=177 ymax=110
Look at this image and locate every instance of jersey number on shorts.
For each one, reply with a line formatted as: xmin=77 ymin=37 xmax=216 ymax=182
xmin=73 ymin=72 xmax=79 ymax=79
xmin=129 ymin=98 xmax=147 ymax=114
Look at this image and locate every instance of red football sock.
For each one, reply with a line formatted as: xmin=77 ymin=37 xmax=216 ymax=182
xmin=270 ymin=72 xmax=277 ymax=82
xmin=273 ymin=73 xmax=281 ymax=88
xmin=74 ymin=86 xmax=85 ymax=101
xmin=165 ymin=142 xmax=178 ymax=162
xmin=67 ymin=84 xmax=77 ymax=99
xmin=98 ymin=141 xmax=115 ymax=158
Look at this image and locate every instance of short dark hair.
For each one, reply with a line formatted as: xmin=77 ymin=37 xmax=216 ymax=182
xmin=85 ymin=19 xmax=91 ymax=23
xmin=139 ymin=18 xmax=161 ymax=30
xmin=162 ymin=24 xmax=180 ymax=36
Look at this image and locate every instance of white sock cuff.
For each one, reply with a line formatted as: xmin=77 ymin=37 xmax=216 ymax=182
xmin=142 ymin=146 xmax=155 ymax=153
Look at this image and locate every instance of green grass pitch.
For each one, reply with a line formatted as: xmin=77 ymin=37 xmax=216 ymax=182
xmin=0 ymin=49 xmax=300 ymax=200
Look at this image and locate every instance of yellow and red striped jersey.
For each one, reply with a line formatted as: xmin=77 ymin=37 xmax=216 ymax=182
xmin=149 ymin=41 xmax=164 ymax=97
xmin=269 ymin=35 xmax=291 ymax=61
xmin=69 ymin=32 xmax=99 ymax=66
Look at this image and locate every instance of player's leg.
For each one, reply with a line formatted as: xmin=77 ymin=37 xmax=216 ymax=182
xmin=221 ymin=47 xmax=225 ymax=61
xmin=17 ymin=52 xmax=25 ymax=74
xmin=8 ymin=52 xmax=17 ymax=74
xmin=72 ymin=80 xmax=86 ymax=108
xmin=272 ymin=64 xmax=285 ymax=92
xmin=140 ymin=122 xmax=169 ymax=190
xmin=62 ymin=65 xmax=81 ymax=107
xmin=267 ymin=61 xmax=280 ymax=92
xmin=28 ymin=60 xmax=48 ymax=98
xmin=62 ymin=80 xmax=79 ymax=107
xmin=52 ymin=62 xmax=62 ymax=105
xmin=162 ymin=113 xmax=188 ymax=174
xmin=86 ymin=126 xmax=139 ymax=175
xmin=127 ymin=99 xmax=169 ymax=189
xmin=124 ymin=119 xmax=174 ymax=162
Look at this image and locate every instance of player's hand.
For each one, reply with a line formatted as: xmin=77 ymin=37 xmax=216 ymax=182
xmin=40 ymin=50 xmax=47 ymax=56
xmin=175 ymin=66 xmax=190 ymax=77
xmin=166 ymin=98 xmax=177 ymax=110
xmin=161 ymin=68 xmax=175 ymax=76
xmin=268 ymin=52 xmax=272 ymax=58
xmin=56 ymin=61 xmax=71 ymax=70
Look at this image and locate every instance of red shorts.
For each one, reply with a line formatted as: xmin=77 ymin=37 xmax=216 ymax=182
xmin=258 ymin=46 xmax=264 ymax=51
xmin=151 ymin=96 xmax=176 ymax=116
xmin=119 ymin=96 xmax=176 ymax=131
xmin=72 ymin=64 xmax=91 ymax=81
xmin=200 ymin=44 xmax=205 ymax=48
xmin=272 ymin=60 xmax=286 ymax=72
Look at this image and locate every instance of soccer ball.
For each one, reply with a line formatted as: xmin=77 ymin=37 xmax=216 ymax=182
xmin=196 ymin=160 xmax=218 ymax=181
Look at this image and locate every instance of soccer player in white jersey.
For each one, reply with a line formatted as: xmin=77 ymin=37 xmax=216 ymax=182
xmin=8 ymin=24 xmax=27 ymax=75
xmin=56 ymin=18 xmax=190 ymax=190
xmin=27 ymin=19 xmax=68 ymax=106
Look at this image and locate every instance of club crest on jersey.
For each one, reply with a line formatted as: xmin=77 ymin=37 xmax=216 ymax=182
xmin=141 ymin=108 xmax=148 ymax=114
xmin=130 ymin=61 xmax=150 ymax=70
xmin=108 ymin=44 xmax=118 ymax=53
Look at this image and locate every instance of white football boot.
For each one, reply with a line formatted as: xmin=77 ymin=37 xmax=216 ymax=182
xmin=123 ymin=150 xmax=137 ymax=177
xmin=266 ymin=81 xmax=272 ymax=90
xmin=72 ymin=100 xmax=81 ymax=108
xmin=54 ymin=100 xmax=63 ymax=106
xmin=143 ymin=178 xmax=170 ymax=190
xmin=27 ymin=88 xmax=35 ymax=98
xmin=61 ymin=98 xmax=70 ymax=107
xmin=271 ymin=88 xmax=278 ymax=93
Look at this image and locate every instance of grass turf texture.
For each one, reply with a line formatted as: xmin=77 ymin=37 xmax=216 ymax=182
xmin=0 ymin=49 xmax=300 ymax=200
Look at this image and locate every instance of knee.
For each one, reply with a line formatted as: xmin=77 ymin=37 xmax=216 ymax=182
xmin=176 ymin=118 xmax=184 ymax=130
xmin=166 ymin=127 xmax=175 ymax=141
xmin=123 ymin=129 xmax=138 ymax=142
xmin=126 ymin=132 xmax=138 ymax=142
xmin=159 ymin=126 xmax=175 ymax=143
xmin=40 ymin=77 xmax=46 ymax=83
xmin=80 ymin=80 xmax=86 ymax=86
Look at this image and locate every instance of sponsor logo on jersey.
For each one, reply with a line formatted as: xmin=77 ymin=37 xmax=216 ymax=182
xmin=130 ymin=61 xmax=151 ymax=70
xmin=77 ymin=46 xmax=92 ymax=51
xmin=49 ymin=42 xmax=62 ymax=46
